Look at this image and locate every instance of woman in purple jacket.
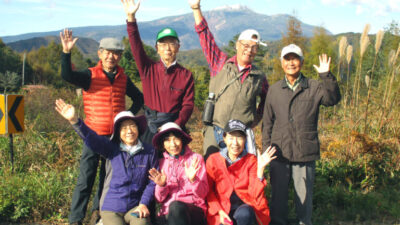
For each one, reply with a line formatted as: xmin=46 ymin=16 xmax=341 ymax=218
xmin=55 ymin=99 xmax=157 ymax=225
xmin=148 ymin=122 xmax=209 ymax=225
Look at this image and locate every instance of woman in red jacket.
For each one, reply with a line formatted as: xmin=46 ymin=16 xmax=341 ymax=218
xmin=206 ymin=120 xmax=276 ymax=225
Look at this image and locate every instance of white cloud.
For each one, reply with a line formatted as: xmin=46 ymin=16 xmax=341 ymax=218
xmin=355 ymin=5 xmax=364 ymax=15
xmin=321 ymin=0 xmax=400 ymax=15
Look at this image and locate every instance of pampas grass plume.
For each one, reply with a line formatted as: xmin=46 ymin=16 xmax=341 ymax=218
xmin=339 ymin=36 xmax=348 ymax=59
xmin=360 ymin=24 xmax=371 ymax=58
xmin=365 ymin=75 xmax=370 ymax=87
xmin=360 ymin=36 xmax=370 ymax=58
xmin=361 ymin=24 xmax=371 ymax=41
xmin=346 ymin=45 xmax=353 ymax=64
xmin=375 ymin=30 xmax=384 ymax=54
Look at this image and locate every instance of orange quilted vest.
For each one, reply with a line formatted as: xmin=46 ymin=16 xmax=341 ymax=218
xmin=83 ymin=61 xmax=127 ymax=135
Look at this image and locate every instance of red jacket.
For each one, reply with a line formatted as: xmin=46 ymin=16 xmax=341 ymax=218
xmin=83 ymin=61 xmax=127 ymax=135
xmin=206 ymin=153 xmax=271 ymax=225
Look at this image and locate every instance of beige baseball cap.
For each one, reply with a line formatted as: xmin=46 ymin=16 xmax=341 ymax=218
xmin=99 ymin=38 xmax=124 ymax=51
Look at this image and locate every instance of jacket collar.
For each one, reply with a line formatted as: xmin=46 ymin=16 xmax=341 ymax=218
xmin=281 ymin=73 xmax=308 ymax=89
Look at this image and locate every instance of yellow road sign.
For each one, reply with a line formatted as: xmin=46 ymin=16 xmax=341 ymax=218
xmin=0 ymin=95 xmax=5 ymax=134
xmin=7 ymin=95 xmax=24 ymax=134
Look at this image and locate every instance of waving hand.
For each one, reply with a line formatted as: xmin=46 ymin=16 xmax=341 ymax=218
xmin=59 ymin=28 xmax=78 ymax=54
xmin=121 ymin=0 xmax=141 ymax=22
xmin=313 ymin=54 xmax=331 ymax=73
xmin=55 ymin=99 xmax=78 ymax=124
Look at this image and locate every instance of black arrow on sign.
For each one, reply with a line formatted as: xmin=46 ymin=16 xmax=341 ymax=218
xmin=9 ymin=96 xmax=22 ymax=131
xmin=0 ymin=107 xmax=3 ymax=123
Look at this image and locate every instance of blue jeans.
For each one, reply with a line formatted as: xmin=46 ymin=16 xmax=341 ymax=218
xmin=213 ymin=125 xmax=226 ymax=148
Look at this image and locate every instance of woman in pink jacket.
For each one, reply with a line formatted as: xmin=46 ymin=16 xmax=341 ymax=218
xmin=148 ymin=122 xmax=208 ymax=225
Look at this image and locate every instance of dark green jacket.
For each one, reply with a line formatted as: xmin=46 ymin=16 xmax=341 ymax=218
xmin=262 ymin=72 xmax=341 ymax=162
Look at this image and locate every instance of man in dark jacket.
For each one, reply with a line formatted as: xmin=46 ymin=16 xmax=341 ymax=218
xmin=262 ymin=44 xmax=341 ymax=225
xmin=60 ymin=29 xmax=144 ymax=225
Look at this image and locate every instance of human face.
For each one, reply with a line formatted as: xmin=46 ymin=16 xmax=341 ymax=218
xmin=98 ymin=49 xmax=122 ymax=72
xmin=163 ymin=133 xmax=183 ymax=156
xmin=156 ymin=37 xmax=180 ymax=66
xmin=236 ymin=40 xmax=258 ymax=67
xmin=119 ymin=119 xmax=139 ymax=146
xmin=281 ymin=53 xmax=303 ymax=79
xmin=223 ymin=131 xmax=246 ymax=161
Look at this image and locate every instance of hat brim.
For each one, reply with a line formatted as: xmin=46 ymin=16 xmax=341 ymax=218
xmin=224 ymin=129 xmax=246 ymax=137
xmin=152 ymin=127 xmax=192 ymax=151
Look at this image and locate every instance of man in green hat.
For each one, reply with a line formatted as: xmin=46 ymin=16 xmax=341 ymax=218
xmin=122 ymin=0 xmax=195 ymax=146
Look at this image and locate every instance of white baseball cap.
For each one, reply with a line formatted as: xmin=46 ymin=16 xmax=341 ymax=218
xmin=280 ymin=44 xmax=303 ymax=61
xmin=238 ymin=29 xmax=267 ymax=46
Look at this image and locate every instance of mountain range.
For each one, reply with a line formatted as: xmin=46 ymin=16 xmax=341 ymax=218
xmin=3 ymin=5 xmax=328 ymax=51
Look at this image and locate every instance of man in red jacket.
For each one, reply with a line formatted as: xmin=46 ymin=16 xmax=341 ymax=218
xmin=60 ymin=29 xmax=144 ymax=225
xmin=122 ymin=0 xmax=195 ymax=145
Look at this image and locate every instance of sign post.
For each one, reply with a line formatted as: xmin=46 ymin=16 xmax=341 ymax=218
xmin=0 ymin=94 xmax=24 ymax=172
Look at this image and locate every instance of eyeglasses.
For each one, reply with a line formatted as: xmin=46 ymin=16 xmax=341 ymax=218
xmin=157 ymin=42 xmax=178 ymax=48
xmin=238 ymin=41 xmax=259 ymax=51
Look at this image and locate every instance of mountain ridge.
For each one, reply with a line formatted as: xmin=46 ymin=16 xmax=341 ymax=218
xmin=2 ymin=6 xmax=328 ymax=50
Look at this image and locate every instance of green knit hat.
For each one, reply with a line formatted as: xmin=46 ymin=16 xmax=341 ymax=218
xmin=156 ymin=27 xmax=179 ymax=42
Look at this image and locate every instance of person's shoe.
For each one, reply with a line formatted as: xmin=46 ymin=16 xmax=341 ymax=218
xmin=90 ymin=210 xmax=101 ymax=225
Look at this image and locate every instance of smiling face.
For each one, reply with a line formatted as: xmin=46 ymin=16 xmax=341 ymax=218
xmin=223 ymin=131 xmax=246 ymax=161
xmin=281 ymin=53 xmax=303 ymax=79
xmin=235 ymin=39 xmax=258 ymax=67
xmin=98 ymin=49 xmax=122 ymax=72
xmin=119 ymin=119 xmax=139 ymax=146
xmin=156 ymin=37 xmax=180 ymax=66
xmin=162 ymin=132 xmax=183 ymax=156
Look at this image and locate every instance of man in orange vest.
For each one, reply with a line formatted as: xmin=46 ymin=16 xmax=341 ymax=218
xmin=60 ymin=29 xmax=144 ymax=225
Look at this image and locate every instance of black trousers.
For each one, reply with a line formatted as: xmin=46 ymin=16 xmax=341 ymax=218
xmin=157 ymin=201 xmax=206 ymax=225
xmin=68 ymin=143 xmax=106 ymax=223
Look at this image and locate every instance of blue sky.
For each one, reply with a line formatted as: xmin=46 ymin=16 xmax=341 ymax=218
xmin=1 ymin=0 xmax=399 ymax=37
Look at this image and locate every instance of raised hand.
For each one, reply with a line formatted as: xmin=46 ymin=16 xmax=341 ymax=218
xmin=59 ymin=28 xmax=78 ymax=54
xmin=184 ymin=157 xmax=201 ymax=183
xmin=313 ymin=54 xmax=331 ymax=73
xmin=188 ymin=0 xmax=200 ymax=9
xmin=55 ymin=99 xmax=78 ymax=124
xmin=148 ymin=168 xmax=167 ymax=187
xmin=121 ymin=0 xmax=141 ymax=21
xmin=257 ymin=146 xmax=277 ymax=178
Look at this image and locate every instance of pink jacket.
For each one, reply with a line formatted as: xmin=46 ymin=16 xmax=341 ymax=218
xmin=155 ymin=146 xmax=209 ymax=216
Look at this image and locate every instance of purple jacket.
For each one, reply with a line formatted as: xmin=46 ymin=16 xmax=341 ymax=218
xmin=73 ymin=119 xmax=158 ymax=213
xmin=155 ymin=146 xmax=209 ymax=216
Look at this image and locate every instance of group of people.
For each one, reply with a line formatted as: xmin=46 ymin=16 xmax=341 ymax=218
xmin=57 ymin=0 xmax=341 ymax=225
